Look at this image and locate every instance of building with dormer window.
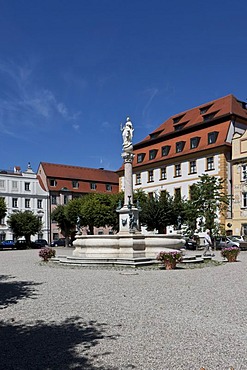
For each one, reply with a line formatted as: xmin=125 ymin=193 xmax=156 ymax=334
xmin=117 ymin=94 xmax=247 ymax=233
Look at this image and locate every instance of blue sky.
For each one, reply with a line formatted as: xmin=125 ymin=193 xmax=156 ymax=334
xmin=1 ymin=0 xmax=247 ymax=173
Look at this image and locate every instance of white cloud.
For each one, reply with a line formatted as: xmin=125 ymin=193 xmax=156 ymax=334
xmin=0 ymin=60 xmax=81 ymax=135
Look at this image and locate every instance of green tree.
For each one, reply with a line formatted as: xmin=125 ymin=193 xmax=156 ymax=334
xmin=7 ymin=211 xmax=42 ymax=244
xmin=0 ymin=198 xmax=7 ymax=221
xmin=51 ymin=205 xmax=76 ymax=246
xmin=184 ymin=174 xmax=230 ymax=235
xmin=140 ymin=191 xmax=175 ymax=234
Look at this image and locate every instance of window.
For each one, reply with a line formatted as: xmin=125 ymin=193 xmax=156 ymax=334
xmin=50 ymin=179 xmax=57 ymax=187
xmin=25 ymin=199 xmax=30 ymax=208
xmin=200 ymin=105 xmax=212 ymax=115
xmin=203 ymin=112 xmax=217 ymax=122
xmin=106 ymin=184 xmax=112 ymax=191
xmin=174 ymin=123 xmax=185 ymax=131
xmin=12 ymin=198 xmax=18 ymax=208
xmin=160 ymin=167 xmax=166 ymax=180
xmin=136 ymin=173 xmax=141 ymax=185
xmin=148 ymin=192 xmax=154 ymax=199
xmin=37 ymin=199 xmax=43 ymax=209
xmin=149 ymin=149 xmax=158 ymax=160
xmin=173 ymin=114 xmax=185 ymax=124
xmin=90 ymin=183 xmax=97 ymax=190
xmin=174 ymin=188 xmax=181 ymax=199
xmin=72 ymin=180 xmax=79 ymax=188
xmin=12 ymin=181 xmax=18 ymax=190
xmin=208 ymin=131 xmax=218 ymax=144
xmin=176 ymin=141 xmax=185 ymax=153
xmin=241 ymin=165 xmax=247 ymax=181
xmin=206 ymin=157 xmax=214 ymax=171
xmin=0 ymin=180 xmax=5 ymax=188
xmin=190 ymin=137 xmax=200 ymax=149
xmin=148 ymin=170 xmax=154 ymax=182
xmin=162 ymin=145 xmax=171 ymax=156
xmin=174 ymin=164 xmax=181 ymax=177
xmin=243 ymin=193 xmax=247 ymax=208
xmin=64 ymin=195 xmax=68 ymax=205
xmin=51 ymin=195 xmax=57 ymax=205
xmin=189 ymin=160 xmax=197 ymax=174
xmin=137 ymin=153 xmax=145 ymax=163
xmin=25 ymin=182 xmax=30 ymax=191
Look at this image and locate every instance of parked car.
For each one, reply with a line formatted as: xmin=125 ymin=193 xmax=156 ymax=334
xmin=0 ymin=240 xmax=16 ymax=249
xmin=15 ymin=240 xmax=28 ymax=250
xmin=184 ymin=238 xmax=198 ymax=250
xmin=51 ymin=238 xmax=71 ymax=247
xmin=215 ymin=236 xmax=239 ymax=250
xmin=33 ymin=239 xmax=48 ymax=248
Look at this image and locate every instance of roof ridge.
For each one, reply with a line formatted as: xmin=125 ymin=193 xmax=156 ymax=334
xmin=40 ymin=162 xmax=115 ymax=172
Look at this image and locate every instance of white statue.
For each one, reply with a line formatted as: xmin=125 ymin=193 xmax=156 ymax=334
xmin=121 ymin=117 xmax=134 ymax=151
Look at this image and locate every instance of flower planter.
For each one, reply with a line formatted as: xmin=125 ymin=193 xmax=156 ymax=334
xmin=226 ymin=256 xmax=237 ymax=262
xmin=164 ymin=260 xmax=177 ymax=270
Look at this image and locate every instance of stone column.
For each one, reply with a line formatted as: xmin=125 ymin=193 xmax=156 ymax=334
xmin=122 ymin=152 xmax=134 ymax=206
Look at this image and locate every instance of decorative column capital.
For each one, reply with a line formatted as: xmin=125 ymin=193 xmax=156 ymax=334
xmin=121 ymin=152 xmax=135 ymax=163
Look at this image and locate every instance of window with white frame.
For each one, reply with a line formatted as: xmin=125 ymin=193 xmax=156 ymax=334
xmin=106 ymin=184 xmax=112 ymax=191
xmin=206 ymin=156 xmax=214 ymax=170
xmin=189 ymin=160 xmax=197 ymax=174
xmin=12 ymin=181 xmax=18 ymax=190
xmin=25 ymin=182 xmax=30 ymax=191
xmin=148 ymin=170 xmax=154 ymax=182
xmin=50 ymin=179 xmax=57 ymax=187
xmin=174 ymin=164 xmax=181 ymax=177
xmin=12 ymin=198 xmax=18 ymax=208
xmin=243 ymin=193 xmax=247 ymax=208
xmin=0 ymin=180 xmax=5 ymax=189
xmin=90 ymin=183 xmax=97 ymax=190
xmin=51 ymin=195 xmax=57 ymax=205
xmin=136 ymin=173 xmax=141 ymax=185
xmin=64 ymin=195 xmax=68 ymax=205
xmin=72 ymin=180 xmax=79 ymax=188
xmin=160 ymin=167 xmax=166 ymax=180
xmin=37 ymin=199 xmax=43 ymax=209
xmin=25 ymin=199 xmax=30 ymax=208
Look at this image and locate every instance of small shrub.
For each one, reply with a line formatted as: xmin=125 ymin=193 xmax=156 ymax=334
xmin=39 ymin=247 xmax=56 ymax=261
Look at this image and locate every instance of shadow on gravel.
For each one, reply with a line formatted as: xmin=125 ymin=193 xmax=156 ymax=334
xmin=0 ymin=316 xmax=123 ymax=370
xmin=0 ymin=275 xmax=41 ymax=309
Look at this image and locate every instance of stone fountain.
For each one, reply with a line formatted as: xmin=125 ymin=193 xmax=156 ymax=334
xmin=69 ymin=117 xmax=184 ymax=266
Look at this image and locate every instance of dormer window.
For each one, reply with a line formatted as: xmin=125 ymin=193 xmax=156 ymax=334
xmin=137 ymin=153 xmax=145 ymax=163
xmin=72 ymin=180 xmax=79 ymax=188
xmin=149 ymin=149 xmax=158 ymax=160
xmin=208 ymin=131 xmax=218 ymax=144
xmin=190 ymin=137 xmax=200 ymax=149
xmin=162 ymin=145 xmax=170 ymax=157
xmin=174 ymin=123 xmax=185 ymax=131
xmin=176 ymin=141 xmax=185 ymax=153
xmin=173 ymin=114 xmax=185 ymax=124
xmin=150 ymin=130 xmax=162 ymax=139
xmin=200 ymin=105 xmax=212 ymax=115
xmin=203 ymin=112 xmax=217 ymax=122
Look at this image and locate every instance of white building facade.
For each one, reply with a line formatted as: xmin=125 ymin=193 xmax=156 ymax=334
xmin=0 ymin=164 xmax=49 ymax=242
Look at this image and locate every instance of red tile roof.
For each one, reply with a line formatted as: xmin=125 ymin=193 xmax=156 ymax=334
xmin=139 ymin=94 xmax=247 ymax=144
xmin=39 ymin=162 xmax=119 ymax=193
xmin=117 ymin=95 xmax=247 ymax=173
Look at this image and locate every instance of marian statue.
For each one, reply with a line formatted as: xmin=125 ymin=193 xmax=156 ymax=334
xmin=121 ymin=117 xmax=134 ymax=151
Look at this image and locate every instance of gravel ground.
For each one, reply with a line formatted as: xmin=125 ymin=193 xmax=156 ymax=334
xmin=0 ymin=248 xmax=247 ymax=370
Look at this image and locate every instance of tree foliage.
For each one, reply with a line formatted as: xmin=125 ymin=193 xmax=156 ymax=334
xmin=51 ymin=205 xmax=76 ymax=246
xmin=140 ymin=191 xmax=175 ymax=234
xmin=183 ymin=174 xmax=230 ymax=235
xmin=7 ymin=211 xmax=42 ymax=244
xmin=0 ymin=198 xmax=7 ymax=221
